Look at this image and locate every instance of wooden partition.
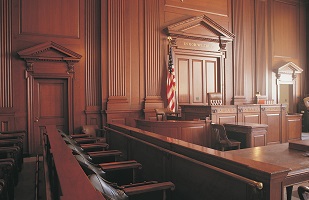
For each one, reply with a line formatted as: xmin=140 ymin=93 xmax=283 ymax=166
xmin=43 ymin=125 xmax=105 ymax=200
xmin=180 ymin=104 xmax=297 ymax=144
xmin=135 ymin=119 xmax=211 ymax=147
xmin=106 ymin=123 xmax=290 ymax=200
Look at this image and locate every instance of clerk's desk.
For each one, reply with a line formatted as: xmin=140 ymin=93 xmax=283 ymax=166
xmin=228 ymin=141 xmax=309 ymax=200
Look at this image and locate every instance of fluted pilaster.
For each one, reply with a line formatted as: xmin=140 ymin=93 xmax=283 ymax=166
xmin=85 ymin=0 xmax=101 ymax=107
xmin=145 ymin=0 xmax=161 ymax=97
xmin=108 ymin=0 xmax=126 ymax=97
xmin=0 ymin=0 xmax=12 ymax=108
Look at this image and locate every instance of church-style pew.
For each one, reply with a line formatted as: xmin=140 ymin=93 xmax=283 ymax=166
xmin=0 ymin=160 xmax=15 ymax=200
xmin=106 ymin=123 xmax=290 ymax=200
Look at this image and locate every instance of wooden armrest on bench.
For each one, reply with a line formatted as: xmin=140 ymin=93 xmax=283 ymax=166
xmin=80 ymin=143 xmax=109 ymax=152
xmin=122 ymin=181 xmax=175 ymax=195
xmin=70 ymin=134 xmax=92 ymax=139
xmin=99 ymin=160 xmax=142 ymax=171
xmin=88 ymin=150 xmax=122 ymax=158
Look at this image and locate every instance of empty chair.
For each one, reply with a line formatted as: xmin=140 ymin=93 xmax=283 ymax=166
xmin=155 ymin=108 xmax=180 ymax=121
xmin=211 ymin=123 xmax=241 ymax=151
xmin=75 ymin=154 xmax=142 ymax=185
xmin=59 ymin=129 xmax=109 ymax=152
xmin=298 ymin=186 xmax=309 ymax=200
xmin=207 ymin=92 xmax=223 ymax=105
xmin=59 ymin=129 xmax=124 ymax=164
xmin=71 ymin=125 xmax=107 ymax=143
xmin=89 ymin=173 xmax=175 ymax=200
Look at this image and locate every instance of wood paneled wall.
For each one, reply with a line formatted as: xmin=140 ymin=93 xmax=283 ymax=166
xmin=0 ymin=0 xmax=308 ymax=154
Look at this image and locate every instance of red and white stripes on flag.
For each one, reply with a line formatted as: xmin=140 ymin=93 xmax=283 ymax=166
xmin=167 ymin=46 xmax=176 ymax=112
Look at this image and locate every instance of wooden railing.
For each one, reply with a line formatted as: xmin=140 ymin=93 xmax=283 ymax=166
xmin=106 ymin=123 xmax=290 ymax=200
xmin=43 ymin=125 xmax=105 ymax=200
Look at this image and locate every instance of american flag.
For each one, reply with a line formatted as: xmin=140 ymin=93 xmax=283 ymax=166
xmin=167 ymin=46 xmax=176 ymax=112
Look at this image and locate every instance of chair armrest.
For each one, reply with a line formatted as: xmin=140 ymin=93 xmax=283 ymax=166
xmin=80 ymin=143 xmax=109 ymax=152
xmin=122 ymin=181 xmax=175 ymax=195
xmin=70 ymin=134 xmax=92 ymax=139
xmin=74 ymin=138 xmax=98 ymax=144
xmin=88 ymin=150 xmax=122 ymax=158
xmin=99 ymin=160 xmax=142 ymax=171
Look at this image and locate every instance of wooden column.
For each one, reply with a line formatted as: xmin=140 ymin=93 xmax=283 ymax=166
xmin=144 ymin=0 xmax=164 ymax=117
xmin=232 ymin=0 xmax=255 ymax=104
xmin=107 ymin=0 xmax=128 ymax=109
xmin=255 ymin=0 xmax=269 ymax=100
xmin=0 ymin=0 xmax=14 ymax=131
xmin=85 ymin=0 xmax=102 ymax=126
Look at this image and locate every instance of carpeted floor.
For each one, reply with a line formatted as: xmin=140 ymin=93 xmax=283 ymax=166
xmin=15 ymin=156 xmax=45 ymax=200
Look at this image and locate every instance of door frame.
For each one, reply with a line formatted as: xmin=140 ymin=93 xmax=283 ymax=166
xmin=26 ymin=73 xmax=74 ymax=154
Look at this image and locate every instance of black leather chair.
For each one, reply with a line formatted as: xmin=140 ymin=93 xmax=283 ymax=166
xmin=61 ymin=133 xmax=122 ymax=164
xmin=89 ymin=173 xmax=175 ymax=200
xmin=298 ymin=186 xmax=309 ymax=200
xmin=211 ymin=123 xmax=241 ymax=151
xmin=75 ymin=154 xmax=142 ymax=185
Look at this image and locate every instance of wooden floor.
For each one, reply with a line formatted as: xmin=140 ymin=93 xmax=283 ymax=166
xmin=14 ymin=133 xmax=309 ymax=200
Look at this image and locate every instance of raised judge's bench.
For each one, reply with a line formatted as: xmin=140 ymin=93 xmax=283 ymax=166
xmin=181 ymin=104 xmax=302 ymax=145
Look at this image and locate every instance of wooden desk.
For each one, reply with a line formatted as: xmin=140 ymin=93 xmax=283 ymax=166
xmin=228 ymin=143 xmax=309 ymax=200
xmin=224 ymin=122 xmax=268 ymax=148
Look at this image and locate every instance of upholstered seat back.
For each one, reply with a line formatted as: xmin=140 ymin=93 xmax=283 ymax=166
xmin=82 ymin=125 xmax=99 ymax=137
xmin=88 ymin=174 xmax=129 ymax=200
xmin=74 ymin=154 xmax=106 ymax=178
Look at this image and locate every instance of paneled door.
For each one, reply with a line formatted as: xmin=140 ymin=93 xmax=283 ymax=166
xmin=32 ymin=78 xmax=68 ymax=154
xmin=176 ymin=54 xmax=221 ymax=105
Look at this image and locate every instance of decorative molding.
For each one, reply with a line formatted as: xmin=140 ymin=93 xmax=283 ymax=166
xmin=17 ymin=41 xmax=82 ymax=74
xmin=165 ymin=15 xmax=234 ymax=51
xmin=275 ymin=61 xmax=303 ymax=75
xmin=0 ymin=0 xmax=13 ymax=108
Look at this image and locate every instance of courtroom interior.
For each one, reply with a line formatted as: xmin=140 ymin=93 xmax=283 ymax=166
xmin=0 ymin=0 xmax=309 ymax=200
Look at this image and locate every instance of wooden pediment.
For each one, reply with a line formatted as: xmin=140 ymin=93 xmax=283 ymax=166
xmin=18 ymin=41 xmax=82 ymax=63
xmin=275 ymin=62 xmax=303 ymax=82
xmin=165 ymin=15 xmax=235 ymax=50
xmin=276 ymin=62 xmax=303 ymax=74
xmin=18 ymin=41 xmax=82 ymax=73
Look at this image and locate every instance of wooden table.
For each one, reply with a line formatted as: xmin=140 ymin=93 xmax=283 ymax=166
xmin=228 ymin=142 xmax=309 ymax=200
xmin=224 ymin=122 xmax=268 ymax=148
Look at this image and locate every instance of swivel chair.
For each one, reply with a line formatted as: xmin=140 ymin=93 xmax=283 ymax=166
xmin=211 ymin=123 xmax=241 ymax=151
